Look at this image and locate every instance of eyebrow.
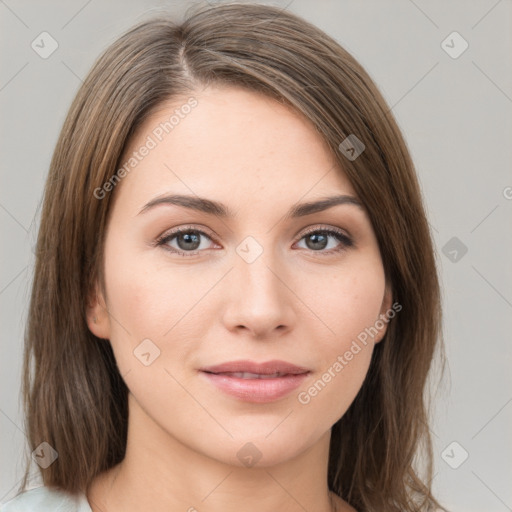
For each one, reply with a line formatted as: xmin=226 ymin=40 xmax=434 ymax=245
xmin=138 ymin=193 xmax=364 ymax=218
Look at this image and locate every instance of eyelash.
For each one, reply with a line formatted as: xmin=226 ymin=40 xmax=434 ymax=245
xmin=155 ymin=224 xmax=354 ymax=257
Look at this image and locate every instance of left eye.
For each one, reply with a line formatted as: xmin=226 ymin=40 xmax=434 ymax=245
xmin=156 ymin=227 xmax=352 ymax=256
xmin=295 ymin=229 xmax=353 ymax=253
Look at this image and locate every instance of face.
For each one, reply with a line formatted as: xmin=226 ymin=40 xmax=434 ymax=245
xmin=87 ymin=85 xmax=392 ymax=468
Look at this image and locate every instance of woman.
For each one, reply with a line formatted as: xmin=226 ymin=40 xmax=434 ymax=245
xmin=2 ymin=3 xmax=448 ymax=511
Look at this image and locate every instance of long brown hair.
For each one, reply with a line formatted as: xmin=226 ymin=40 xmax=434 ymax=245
xmin=20 ymin=3 xmax=448 ymax=511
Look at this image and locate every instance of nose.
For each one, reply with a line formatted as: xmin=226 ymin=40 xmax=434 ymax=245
xmin=221 ymin=248 xmax=295 ymax=339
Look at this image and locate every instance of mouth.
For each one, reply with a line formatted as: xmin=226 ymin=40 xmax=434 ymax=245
xmin=206 ymin=371 xmax=295 ymax=379
xmin=199 ymin=360 xmax=311 ymax=403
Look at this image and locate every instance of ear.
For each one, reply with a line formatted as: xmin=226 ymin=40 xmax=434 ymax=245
xmin=86 ymin=281 xmax=111 ymax=340
xmin=374 ymin=282 xmax=394 ymax=344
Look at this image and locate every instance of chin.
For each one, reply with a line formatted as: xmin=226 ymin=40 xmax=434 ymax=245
xmin=198 ymin=427 xmax=322 ymax=469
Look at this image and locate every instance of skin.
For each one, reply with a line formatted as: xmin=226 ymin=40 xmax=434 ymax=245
xmin=86 ymin=85 xmax=392 ymax=512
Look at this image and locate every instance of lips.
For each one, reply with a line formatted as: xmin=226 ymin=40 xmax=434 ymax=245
xmin=199 ymin=360 xmax=311 ymax=403
xmin=200 ymin=359 xmax=310 ymax=376
xmin=215 ymin=371 xmax=285 ymax=379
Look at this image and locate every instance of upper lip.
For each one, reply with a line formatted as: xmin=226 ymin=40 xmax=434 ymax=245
xmin=199 ymin=359 xmax=310 ymax=375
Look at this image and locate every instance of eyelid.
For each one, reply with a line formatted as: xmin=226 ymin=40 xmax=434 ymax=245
xmin=298 ymin=224 xmax=352 ymax=241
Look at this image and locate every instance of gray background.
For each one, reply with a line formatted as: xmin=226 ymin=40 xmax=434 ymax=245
xmin=1 ymin=1 xmax=511 ymax=510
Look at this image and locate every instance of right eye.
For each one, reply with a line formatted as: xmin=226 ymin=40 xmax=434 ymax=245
xmin=155 ymin=226 xmax=219 ymax=256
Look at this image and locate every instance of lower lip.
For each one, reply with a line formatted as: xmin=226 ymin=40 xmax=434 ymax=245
xmin=200 ymin=371 xmax=310 ymax=403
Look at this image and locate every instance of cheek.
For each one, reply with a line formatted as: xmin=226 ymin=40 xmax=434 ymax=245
xmin=102 ymin=242 xmax=218 ymax=377
xmin=306 ymin=255 xmax=386 ymax=344
xmin=293 ymin=257 xmax=385 ymax=423
xmin=104 ymin=239 xmax=201 ymax=334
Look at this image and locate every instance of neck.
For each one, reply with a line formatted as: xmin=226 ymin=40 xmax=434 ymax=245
xmin=86 ymin=393 xmax=352 ymax=512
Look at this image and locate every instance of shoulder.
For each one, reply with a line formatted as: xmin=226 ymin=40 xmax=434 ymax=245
xmin=0 ymin=486 xmax=92 ymax=512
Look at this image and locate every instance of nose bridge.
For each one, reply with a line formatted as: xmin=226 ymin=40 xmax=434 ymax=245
xmin=224 ymin=235 xmax=293 ymax=335
xmin=235 ymin=237 xmax=284 ymax=302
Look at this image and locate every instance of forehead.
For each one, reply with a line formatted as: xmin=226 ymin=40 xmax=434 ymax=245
xmin=116 ymin=85 xmax=357 ymax=210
